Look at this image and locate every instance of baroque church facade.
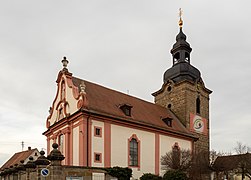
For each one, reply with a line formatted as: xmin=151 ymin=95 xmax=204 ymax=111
xmin=43 ymin=20 xmax=212 ymax=179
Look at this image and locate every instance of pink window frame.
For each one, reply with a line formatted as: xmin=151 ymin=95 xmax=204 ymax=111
xmin=128 ymin=134 xmax=140 ymax=170
xmin=94 ymin=126 xmax=102 ymax=137
xmin=94 ymin=152 xmax=102 ymax=163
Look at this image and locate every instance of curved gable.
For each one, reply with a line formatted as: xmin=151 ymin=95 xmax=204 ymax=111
xmin=46 ymin=70 xmax=82 ymax=127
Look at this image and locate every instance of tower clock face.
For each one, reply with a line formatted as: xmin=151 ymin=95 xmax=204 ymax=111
xmin=190 ymin=113 xmax=207 ymax=134
xmin=193 ymin=117 xmax=204 ymax=132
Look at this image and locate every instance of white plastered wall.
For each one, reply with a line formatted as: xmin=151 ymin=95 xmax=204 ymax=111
xmin=73 ymin=126 xmax=79 ymax=165
xmin=49 ymin=138 xmax=54 ymax=153
xmin=159 ymin=135 xmax=192 ymax=176
xmin=111 ymin=124 xmax=155 ymax=179
xmin=91 ymin=120 xmax=104 ymax=167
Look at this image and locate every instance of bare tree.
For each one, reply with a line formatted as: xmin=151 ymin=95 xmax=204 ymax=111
xmin=161 ymin=149 xmax=192 ymax=172
xmin=209 ymin=150 xmax=217 ymax=165
xmin=234 ymin=142 xmax=251 ymax=154
xmin=233 ymin=142 xmax=251 ymax=180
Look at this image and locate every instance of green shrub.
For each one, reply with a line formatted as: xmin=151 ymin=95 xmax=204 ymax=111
xmin=106 ymin=166 xmax=132 ymax=180
xmin=140 ymin=173 xmax=162 ymax=180
xmin=163 ymin=170 xmax=187 ymax=180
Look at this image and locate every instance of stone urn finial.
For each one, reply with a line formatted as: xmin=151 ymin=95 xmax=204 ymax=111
xmin=25 ymin=156 xmax=36 ymax=169
xmin=35 ymin=150 xmax=50 ymax=166
xmin=61 ymin=56 xmax=69 ymax=71
xmin=47 ymin=143 xmax=65 ymax=161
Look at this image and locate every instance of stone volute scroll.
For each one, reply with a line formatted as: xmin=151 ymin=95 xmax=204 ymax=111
xmin=77 ymin=81 xmax=88 ymax=109
xmin=80 ymin=82 xmax=86 ymax=94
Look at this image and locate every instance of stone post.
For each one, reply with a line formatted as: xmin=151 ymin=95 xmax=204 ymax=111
xmin=9 ymin=165 xmax=15 ymax=180
xmin=16 ymin=160 xmax=25 ymax=180
xmin=24 ymin=156 xmax=36 ymax=180
xmin=35 ymin=150 xmax=50 ymax=180
xmin=47 ymin=143 xmax=65 ymax=180
xmin=2 ymin=168 xmax=10 ymax=180
xmin=12 ymin=164 xmax=19 ymax=180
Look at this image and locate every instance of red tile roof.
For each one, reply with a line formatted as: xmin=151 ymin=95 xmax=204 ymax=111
xmin=212 ymin=153 xmax=251 ymax=171
xmin=72 ymin=77 xmax=195 ymax=138
xmin=0 ymin=148 xmax=38 ymax=170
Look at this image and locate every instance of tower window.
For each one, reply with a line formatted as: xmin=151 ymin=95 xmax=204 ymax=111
xmin=196 ymin=97 xmax=201 ymax=114
xmin=185 ymin=52 xmax=190 ymax=63
xmin=173 ymin=52 xmax=180 ymax=64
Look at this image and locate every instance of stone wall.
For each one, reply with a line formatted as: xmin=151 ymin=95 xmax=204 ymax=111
xmin=154 ymin=79 xmax=211 ymax=153
xmin=0 ymin=143 xmax=114 ymax=180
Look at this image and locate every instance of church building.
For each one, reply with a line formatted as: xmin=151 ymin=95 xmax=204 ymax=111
xmin=43 ymin=16 xmax=212 ymax=179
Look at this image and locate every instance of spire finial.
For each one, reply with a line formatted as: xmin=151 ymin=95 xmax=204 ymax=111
xmin=178 ymin=8 xmax=183 ymax=28
xmin=61 ymin=56 xmax=69 ymax=70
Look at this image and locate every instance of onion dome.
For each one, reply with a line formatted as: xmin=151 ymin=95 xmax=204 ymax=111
xmin=163 ymin=12 xmax=201 ymax=83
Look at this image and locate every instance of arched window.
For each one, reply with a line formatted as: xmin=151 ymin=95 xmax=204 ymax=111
xmin=185 ymin=52 xmax=190 ymax=63
xmin=128 ymin=134 xmax=140 ymax=168
xmin=58 ymin=107 xmax=64 ymax=120
xmin=58 ymin=134 xmax=64 ymax=153
xmin=173 ymin=52 xmax=180 ymax=64
xmin=129 ymin=138 xmax=138 ymax=166
xmin=196 ymin=97 xmax=201 ymax=114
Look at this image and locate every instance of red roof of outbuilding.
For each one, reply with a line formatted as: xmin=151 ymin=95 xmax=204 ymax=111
xmin=0 ymin=148 xmax=38 ymax=170
xmin=212 ymin=153 xmax=251 ymax=171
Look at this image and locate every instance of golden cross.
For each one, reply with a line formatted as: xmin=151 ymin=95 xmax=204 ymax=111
xmin=179 ymin=8 xmax=183 ymax=19
xmin=178 ymin=8 xmax=183 ymax=28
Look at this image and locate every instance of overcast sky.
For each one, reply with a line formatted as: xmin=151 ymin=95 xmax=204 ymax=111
xmin=0 ymin=0 xmax=251 ymax=166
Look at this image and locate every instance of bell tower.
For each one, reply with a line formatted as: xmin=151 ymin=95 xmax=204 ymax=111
xmin=152 ymin=11 xmax=212 ymax=153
